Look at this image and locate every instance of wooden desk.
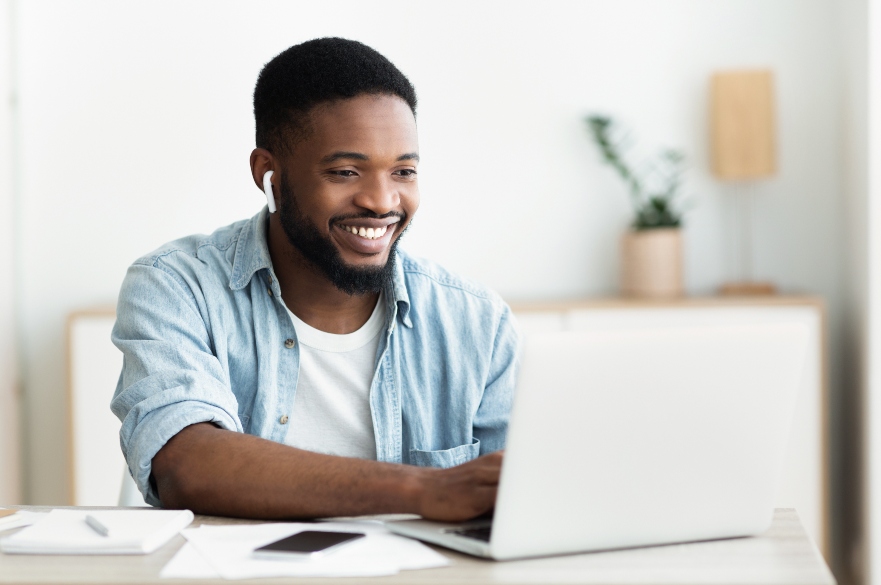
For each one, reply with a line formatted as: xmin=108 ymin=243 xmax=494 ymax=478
xmin=0 ymin=507 xmax=835 ymax=585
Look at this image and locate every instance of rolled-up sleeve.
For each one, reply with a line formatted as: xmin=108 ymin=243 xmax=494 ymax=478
xmin=111 ymin=257 xmax=241 ymax=507
xmin=472 ymin=304 xmax=520 ymax=454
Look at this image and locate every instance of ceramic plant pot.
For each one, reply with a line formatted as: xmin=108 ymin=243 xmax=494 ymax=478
xmin=620 ymin=228 xmax=684 ymax=298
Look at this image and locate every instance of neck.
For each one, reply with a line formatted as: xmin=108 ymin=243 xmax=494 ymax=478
xmin=267 ymin=215 xmax=380 ymax=334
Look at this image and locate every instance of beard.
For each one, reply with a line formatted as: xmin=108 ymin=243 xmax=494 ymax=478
xmin=277 ymin=172 xmax=405 ymax=296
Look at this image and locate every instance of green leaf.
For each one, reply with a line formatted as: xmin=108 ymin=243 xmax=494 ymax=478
xmin=585 ymin=114 xmax=692 ymax=225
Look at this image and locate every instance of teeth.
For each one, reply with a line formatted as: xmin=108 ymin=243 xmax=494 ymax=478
xmin=341 ymin=225 xmax=390 ymax=239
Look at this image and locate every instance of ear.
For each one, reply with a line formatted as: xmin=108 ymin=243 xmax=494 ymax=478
xmin=250 ymin=148 xmax=279 ymax=211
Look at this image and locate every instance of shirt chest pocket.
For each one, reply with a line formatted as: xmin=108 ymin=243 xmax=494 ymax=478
xmin=409 ymin=438 xmax=480 ymax=468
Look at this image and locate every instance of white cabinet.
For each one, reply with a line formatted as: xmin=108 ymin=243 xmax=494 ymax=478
xmin=510 ymin=296 xmax=827 ymax=558
xmin=67 ymin=309 xmax=147 ymax=507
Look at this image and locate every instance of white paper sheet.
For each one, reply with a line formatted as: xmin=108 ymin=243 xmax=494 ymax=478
xmin=160 ymin=521 xmax=449 ymax=579
xmin=160 ymin=542 xmax=218 ymax=579
xmin=0 ymin=509 xmax=193 ymax=554
xmin=0 ymin=511 xmax=48 ymax=533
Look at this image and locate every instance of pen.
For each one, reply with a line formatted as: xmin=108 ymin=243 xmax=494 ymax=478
xmin=85 ymin=515 xmax=109 ymax=537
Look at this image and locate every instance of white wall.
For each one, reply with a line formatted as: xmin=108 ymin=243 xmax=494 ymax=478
xmin=0 ymin=0 xmax=21 ymax=505
xmin=11 ymin=0 xmax=851 ymax=568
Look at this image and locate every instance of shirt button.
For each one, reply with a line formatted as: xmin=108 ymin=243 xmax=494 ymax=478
xmin=284 ymin=339 xmax=295 ymax=349
xmin=267 ymin=288 xmax=273 ymax=297
xmin=279 ymin=415 xmax=289 ymax=425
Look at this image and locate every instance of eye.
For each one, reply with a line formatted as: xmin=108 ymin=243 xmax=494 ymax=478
xmin=394 ymin=169 xmax=417 ymax=178
xmin=330 ymin=170 xmax=358 ymax=177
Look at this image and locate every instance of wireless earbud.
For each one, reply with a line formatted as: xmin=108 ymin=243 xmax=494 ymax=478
xmin=262 ymin=170 xmax=277 ymax=214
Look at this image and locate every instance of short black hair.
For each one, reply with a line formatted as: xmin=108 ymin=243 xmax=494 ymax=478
xmin=254 ymin=37 xmax=417 ymax=154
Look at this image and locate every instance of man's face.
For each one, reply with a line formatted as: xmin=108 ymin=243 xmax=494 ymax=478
xmin=276 ymin=94 xmax=419 ymax=296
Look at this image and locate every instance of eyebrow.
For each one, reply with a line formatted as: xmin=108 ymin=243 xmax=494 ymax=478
xmin=320 ymin=151 xmax=420 ymax=164
xmin=320 ymin=151 xmax=369 ymax=164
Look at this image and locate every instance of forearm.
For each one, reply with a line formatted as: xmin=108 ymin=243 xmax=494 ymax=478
xmin=152 ymin=423 xmax=428 ymax=519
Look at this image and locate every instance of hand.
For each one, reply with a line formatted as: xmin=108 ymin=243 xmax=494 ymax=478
xmin=417 ymin=451 xmax=503 ymax=522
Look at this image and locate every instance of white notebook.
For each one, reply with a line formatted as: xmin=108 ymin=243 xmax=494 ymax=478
xmin=0 ymin=509 xmax=194 ymax=555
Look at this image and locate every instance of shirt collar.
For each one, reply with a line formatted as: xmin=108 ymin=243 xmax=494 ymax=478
xmin=229 ymin=207 xmax=413 ymax=328
xmin=391 ymin=252 xmax=412 ymax=328
xmin=229 ymin=207 xmax=274 ymax=291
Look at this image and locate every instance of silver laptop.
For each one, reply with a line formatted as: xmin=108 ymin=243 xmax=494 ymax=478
xmin=386 ymin=322 xmax=809 ymax=560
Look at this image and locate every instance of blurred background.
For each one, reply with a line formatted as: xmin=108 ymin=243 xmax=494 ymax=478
xmin=0 ymin=1 xmax=878 ymax=584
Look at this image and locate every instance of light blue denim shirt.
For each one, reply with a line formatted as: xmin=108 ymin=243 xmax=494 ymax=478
xmin=111 ymin=208 xmax=519 ymax=506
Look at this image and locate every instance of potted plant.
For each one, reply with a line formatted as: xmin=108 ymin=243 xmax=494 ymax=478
xmin=586 ymin=115 xmax=688 ymax=298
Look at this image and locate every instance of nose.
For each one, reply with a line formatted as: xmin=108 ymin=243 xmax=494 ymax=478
xmin=352 ymin=174 xmax=400 ymax=215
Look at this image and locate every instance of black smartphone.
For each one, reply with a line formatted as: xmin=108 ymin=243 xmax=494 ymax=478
xmin=252 ymin=530 xmax=366 ymax=560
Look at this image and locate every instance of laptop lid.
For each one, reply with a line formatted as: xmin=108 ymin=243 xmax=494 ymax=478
xmin=489 ymin=322 xmax=809 ymax=560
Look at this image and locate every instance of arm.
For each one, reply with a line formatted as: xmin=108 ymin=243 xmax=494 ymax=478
xmin=153 ymin=422 xmax=502 ymax=520
xmin=112 ymin=257 xmax=500 ymax=520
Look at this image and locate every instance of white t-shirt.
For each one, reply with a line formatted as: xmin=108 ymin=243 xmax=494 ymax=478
xmin=282 ymin=296 xmax=385 ymax=460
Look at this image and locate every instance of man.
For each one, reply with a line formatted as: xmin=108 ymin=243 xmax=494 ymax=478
xmin=111 ymin=38 xmax=519 ymax=521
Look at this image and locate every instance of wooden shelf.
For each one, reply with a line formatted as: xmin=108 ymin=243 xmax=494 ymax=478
xmin=508 ymin=295 xmax=824 ymax=313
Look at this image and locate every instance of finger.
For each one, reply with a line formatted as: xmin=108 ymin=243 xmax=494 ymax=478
xmin=473 ymin=463 xmax=502 ymax=485
xmin=479 ymin=450 xmax=504 ymax=462
xmin=470 ymin=486 xmax=499 ymax=514
xmin=465 ymin=451 xmax=503 ymax=471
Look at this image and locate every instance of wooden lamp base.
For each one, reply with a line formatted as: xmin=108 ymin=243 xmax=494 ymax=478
xmin=718 ymin=281 xmax=777 ymax=296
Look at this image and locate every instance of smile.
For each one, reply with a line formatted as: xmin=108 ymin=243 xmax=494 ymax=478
xmin=333 ymin=218 xmax=401 ymax=255
xmin=340 ymin=225 xmax=389 ymax=240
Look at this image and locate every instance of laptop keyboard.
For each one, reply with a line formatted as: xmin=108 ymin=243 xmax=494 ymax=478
xmin=447 ymin=524 xmax=492 ymax=542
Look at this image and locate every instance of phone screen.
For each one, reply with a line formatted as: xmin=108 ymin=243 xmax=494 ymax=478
xmin=254 ymin=531 xmax=365 ymax=557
